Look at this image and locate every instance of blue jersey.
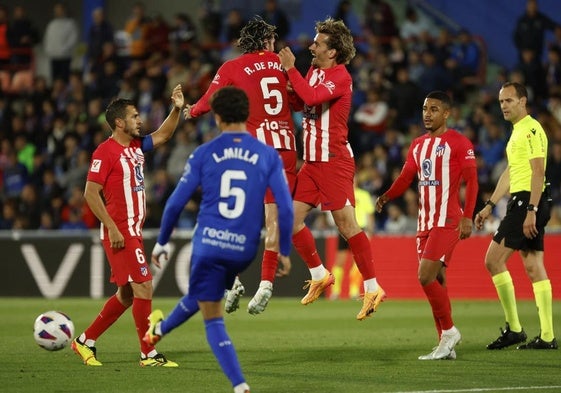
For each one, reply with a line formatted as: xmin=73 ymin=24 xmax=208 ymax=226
xmin=158 ymin=131 xmax=293 ymax=261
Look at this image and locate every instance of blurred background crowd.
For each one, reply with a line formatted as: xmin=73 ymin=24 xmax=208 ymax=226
xmin=0 ymin=0 xmax=560 ymax=235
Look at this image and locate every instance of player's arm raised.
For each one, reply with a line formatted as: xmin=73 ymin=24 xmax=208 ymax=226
xmin=150 ymin=84 xmax=184 ymax=147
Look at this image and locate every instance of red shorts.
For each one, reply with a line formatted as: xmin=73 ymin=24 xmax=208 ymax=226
xmin=102 ymin=237 xmax=152 ymax=286
xmin=264 ymin=149 xmax=297 ymax=204
xmin=294 ymin=156 xmax=355 ymax=211
xmin=416 ymin=227 xmax=460 ymax=265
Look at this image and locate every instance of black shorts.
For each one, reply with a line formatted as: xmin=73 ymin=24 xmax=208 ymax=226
xmin=493 ymin=191 xmax=551 ymax=251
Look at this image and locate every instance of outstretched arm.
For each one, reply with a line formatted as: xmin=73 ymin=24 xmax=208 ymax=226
xmin=150 ymin=84 xmax=184 ymax=147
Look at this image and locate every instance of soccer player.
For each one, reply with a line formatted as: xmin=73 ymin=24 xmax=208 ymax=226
xmin=376 ymin=91 xmax=478 ymax=360
xmin=71 ymin=84 xmax=184 ymax=367
xmin=147 ymin=86 xmax=293 ymax=393
xmin=184 ymin=17 xmax=298 ymax=315
xmin=475 ymin=82 xmax=557 ymax=350
xmin=277 ymin=17 xmax=385 ymax=320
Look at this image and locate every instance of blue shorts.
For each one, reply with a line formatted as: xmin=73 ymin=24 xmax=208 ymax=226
xmin=188 ymin=253 xmax=253 ymax=302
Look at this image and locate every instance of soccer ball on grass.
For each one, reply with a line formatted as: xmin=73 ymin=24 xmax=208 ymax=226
xmin=33 ymin=311 xmax=75 ymax=351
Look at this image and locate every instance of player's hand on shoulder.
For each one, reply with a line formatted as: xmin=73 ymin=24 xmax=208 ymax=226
xmin=152 ymin=242 xmax=170 ymax=268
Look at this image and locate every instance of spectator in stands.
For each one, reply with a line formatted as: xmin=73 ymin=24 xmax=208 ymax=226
xmin=0 ymin=198 xmax=17 ymax=229
xmin=2 ymin=148 xmax=27 ymax=198
xmin=383 ymin=202 xmax=411 ymax=234
xmin=477 ymin=119 xmax=506 ymax=170
xmin=333 ymin=0 xmax=361 ymax=37
xmin=224 ymin=9 xmax=246 ymax=43
xmin=123 ymin=2 xmax=150 ymax=61
xmin=166 ymin=122 xmax=198 ymax=182
xmin=43 ymin=2 xmax=78 ymax=83
xmin=388 ymin=66 xmax=423 ymax=132
xmin=19 ymin=183 xmax=40 ymax=228
xmin=86 ymin=7 xmax=114 ymax=75
xmin=353 ymin=89 xmax=389 ymax=153
xmin=417 ymin=51 xmax=453 ymax=95
xmin=363 ymin=0 xmax=398 ymax=47
xmin=13 ymin=133 xmax=35 ymax=174
xmin=7 ymin=5 xmax=38 ymax=67
xmin=449 ymin=29 xmax=481 ymax=82
xmin=544 ymin=46 xmax=561 ymax=94
xmin=0 ymin=5 xmax=10 ymax=68
xmin=515 ymin=48 xmax=547 ymax=103
xmin=259 ymin=0 xmax=290 ymax=42
xmin=400 ymin=6 xmax=431 ymax=45
xmin=198 ymin=0 xmax=222 ymax=47
xmin=513 ymin=0 xmax=559 ymax=63
xmin=147 ymin=14 xmax=170 ymax=56
xmin=168 ymin=13 xmax=197 ymax=57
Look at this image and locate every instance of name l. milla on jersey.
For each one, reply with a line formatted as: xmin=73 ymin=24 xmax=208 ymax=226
xmin=212 ymin=147 xmax=259 ymax=164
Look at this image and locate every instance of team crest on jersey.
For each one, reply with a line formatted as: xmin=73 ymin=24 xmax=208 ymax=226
xmin=435 ymin=145 xmax=446 ymax=157
xmin=90 ymin=159 xmax=102 ymax=173
xmin=140 ymin=266 xmax=148 ymax=277
xmin=422 ymin=159 xmax=432 ymax=178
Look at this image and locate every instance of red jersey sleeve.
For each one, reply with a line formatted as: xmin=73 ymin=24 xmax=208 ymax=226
xmin=190 ymin=62 xmax=233 ymax=118
xmin=385 ymin=145 xmax=417 ymax=200
xmin=287 ymin=66 xmax=350 ymax=106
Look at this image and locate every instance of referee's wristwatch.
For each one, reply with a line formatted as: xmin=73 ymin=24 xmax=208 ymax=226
xmin=527 ymin=204 xmax=538 ymax=212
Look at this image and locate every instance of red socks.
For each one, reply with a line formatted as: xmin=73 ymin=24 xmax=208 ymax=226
xmin=422 ymin=280 xmax=453 ymax=333
xmin=84 ymin=295 xmax=128 ymax=341
xmin=132 ymin=297 xmax=153 ymax=355
xmin=347 ymin=232 xmax=376 ymax=280
xmin=261 ymin=250 xmax=278 ymax=282
xmin=292 ymin=227 xmax=323 ymax=269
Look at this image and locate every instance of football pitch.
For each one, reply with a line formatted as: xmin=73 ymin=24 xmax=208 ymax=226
xmin=1 ymin=297 xmax=560 ymax=393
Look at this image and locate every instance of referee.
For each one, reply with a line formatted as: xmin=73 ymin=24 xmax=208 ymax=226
xmin=476 ymin=82 xmax=556 ymax=350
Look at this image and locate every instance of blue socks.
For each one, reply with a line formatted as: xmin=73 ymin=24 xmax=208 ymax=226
xmin=205 ymin=317 xmax=245 ymax=387
xmin=160 ymin=295 xmax=199 ymax=335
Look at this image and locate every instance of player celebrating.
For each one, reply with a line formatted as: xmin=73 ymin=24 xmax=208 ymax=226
xmin=278 ymin=17 xmax=384 ymax=319
xmin=376 ymin=91 xmax=478 ymax=360
xmin=184 ymin=17 xmax=298 ymax=315
xmin=71 ymin=85 xmax=184 ymax=367
xmin=148 ymin=87 xmax=293 ymax=393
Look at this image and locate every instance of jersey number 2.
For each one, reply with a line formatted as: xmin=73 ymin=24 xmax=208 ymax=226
xmin=219 ymin=170 xmax=247 ymax=219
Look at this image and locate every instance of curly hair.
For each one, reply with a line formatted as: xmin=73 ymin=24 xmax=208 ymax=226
xmin=315 ymin=17 xmax=356 ymax=65
xmin=237 ymin=17 xmax=277 ymax=53
xmin=210 ymin=87 xmax=249 ymax=123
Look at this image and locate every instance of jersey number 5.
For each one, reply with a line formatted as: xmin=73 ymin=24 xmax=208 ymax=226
xmin=261 ymin=77 xmax=282 ymax=115
xmin=219 ymin=170 xmax=247 ymax=219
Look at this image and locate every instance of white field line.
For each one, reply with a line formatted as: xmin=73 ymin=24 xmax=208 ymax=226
xmin=387 ymin=386 xmax=561 ymax=393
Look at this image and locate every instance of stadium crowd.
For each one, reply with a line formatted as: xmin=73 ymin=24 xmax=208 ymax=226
xmin=1 ymin=0 xmax=561 ymax=233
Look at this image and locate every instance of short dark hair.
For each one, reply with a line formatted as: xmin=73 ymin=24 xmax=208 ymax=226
xmin=105 ymin=98 xmax=135 ymax=130
xmin=237 ymin=17 xmax=277 ymax=53
xmin=501 ymin=81 xmax=528 ymax=99
xmin=426 ymin=90 xmax=452 ymax=109
xmin=210 ymin=87 xmax=249 ymax=123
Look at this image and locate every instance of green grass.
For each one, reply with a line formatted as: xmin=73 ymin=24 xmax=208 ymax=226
xmin=1 ymin=298 xmax=561 ymax=393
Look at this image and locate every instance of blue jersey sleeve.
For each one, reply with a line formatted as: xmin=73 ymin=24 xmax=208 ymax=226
xmin=267 ymin=151 xmax=294 ymax=256
xmin=157 ymin=149 xmax=202 ymax=244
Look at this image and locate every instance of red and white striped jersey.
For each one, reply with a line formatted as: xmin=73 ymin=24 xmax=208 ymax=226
xmin=406 ymin=129 xmax=476 ymax=231
xmin=87 ymin=137 xmax=150 ymax=239
xmin=190 ymin=51 xmax=296 ymax=151
xmin=286 ymin=65 xmax=353 ymax=162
